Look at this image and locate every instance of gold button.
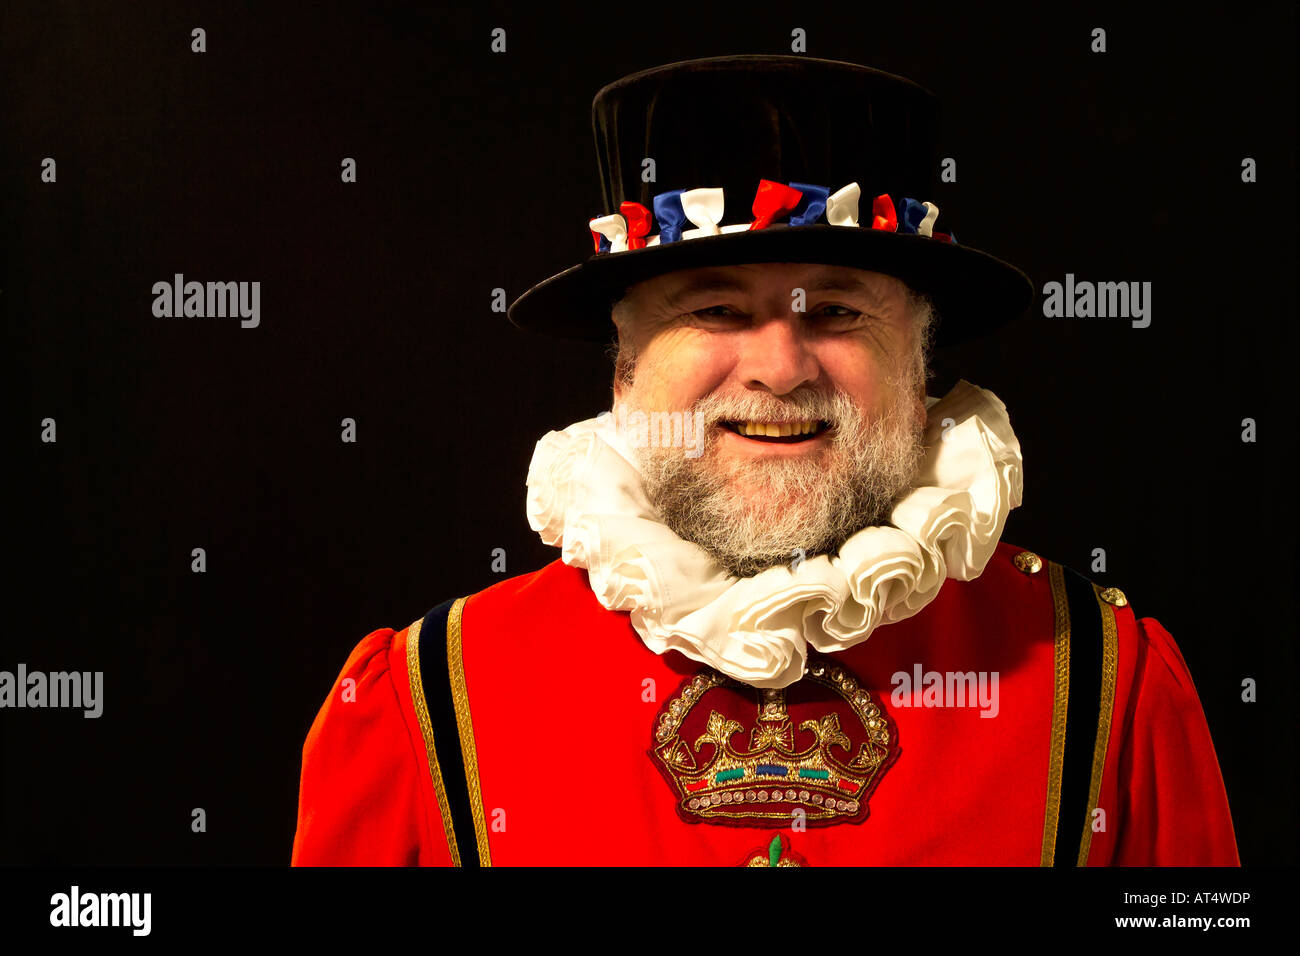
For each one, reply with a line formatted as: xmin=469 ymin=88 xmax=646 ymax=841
xmin=1013 ymin=551 xmax=1043 ymax=574
xmin=1099 ymin=586 xmax=1128 ymax=607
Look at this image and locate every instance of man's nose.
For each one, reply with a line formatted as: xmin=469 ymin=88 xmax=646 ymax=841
xmin=734 ymin=314 xmax=820 ymax=395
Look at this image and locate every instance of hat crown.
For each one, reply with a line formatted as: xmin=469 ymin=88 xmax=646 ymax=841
xmin=592 ymin=55 xmax=940 ymax=216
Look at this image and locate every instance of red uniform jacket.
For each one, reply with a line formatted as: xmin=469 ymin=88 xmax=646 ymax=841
xmin=290 ymin=541 xmax=1239 ymax=866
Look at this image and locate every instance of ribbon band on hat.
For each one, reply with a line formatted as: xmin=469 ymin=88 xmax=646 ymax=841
xmin=590 ymin=179 xmax=956 ymax=254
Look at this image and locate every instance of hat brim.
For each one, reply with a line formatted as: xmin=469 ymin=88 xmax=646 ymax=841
xmin=507 ymin=224 xmax=1034 ymax=347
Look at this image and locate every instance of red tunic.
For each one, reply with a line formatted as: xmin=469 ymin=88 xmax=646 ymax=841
xmin=290 ymin=540 xmax=1239 ymax=866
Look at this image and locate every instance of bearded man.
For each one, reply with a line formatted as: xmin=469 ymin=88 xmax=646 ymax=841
xmin=291 ymin=55 xmax=1238 ymax=867
xmin=610 ymin=262 xmax=932 ymax=581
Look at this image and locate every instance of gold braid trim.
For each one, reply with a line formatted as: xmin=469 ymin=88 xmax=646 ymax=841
xmin=1040 ymin=561 xmax=1071 ymax=866
xmin=1076 ymin=585 xmax=1119 ymax=865
xmin=447 ymin=597 xmax=492 ymax=866
xmin=406 ymin=617 xmax=462 ymax=867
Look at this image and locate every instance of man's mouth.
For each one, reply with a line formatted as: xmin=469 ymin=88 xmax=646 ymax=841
xmin=719 ymin=419 xmax=831 ymax=443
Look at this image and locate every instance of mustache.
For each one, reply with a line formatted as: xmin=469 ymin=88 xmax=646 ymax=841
xmin=688 ymin=388 xmax=854 ymax=427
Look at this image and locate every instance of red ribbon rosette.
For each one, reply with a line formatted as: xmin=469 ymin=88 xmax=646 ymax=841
xmin=748 ymin=179 xmax=805 ymax=231
xmin=870 ymin=193 xmax=897 ymax=232
xmin=619 ymin=201 xmax=653 ymax=250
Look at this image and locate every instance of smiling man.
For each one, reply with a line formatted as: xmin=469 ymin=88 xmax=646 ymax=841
xmin=611 ymin=263 xmax=930 ymax=578
xmin=291 ymin=55 xmax=1239 ymax=867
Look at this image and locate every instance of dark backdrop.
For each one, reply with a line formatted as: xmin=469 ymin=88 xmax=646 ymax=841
xmin=3 ymin=2 xmax=1295 ymax=864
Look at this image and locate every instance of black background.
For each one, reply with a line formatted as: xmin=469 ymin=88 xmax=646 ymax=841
xmin=3 ymin=2 xmax=1295 ymax=865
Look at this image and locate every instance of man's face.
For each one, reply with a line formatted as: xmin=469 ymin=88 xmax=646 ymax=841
xmin=611 ymin=262 xmax=931 ymax=578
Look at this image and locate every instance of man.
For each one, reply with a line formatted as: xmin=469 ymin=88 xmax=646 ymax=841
xmin=291 ymin=55 xmax=1238 ymax=866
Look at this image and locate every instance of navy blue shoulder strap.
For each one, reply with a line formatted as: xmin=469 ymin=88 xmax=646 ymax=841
xmin=1053 ymin=564 xmax=1107 ymax=867
xmin=414 ymin=597 xmax=483 ymax=868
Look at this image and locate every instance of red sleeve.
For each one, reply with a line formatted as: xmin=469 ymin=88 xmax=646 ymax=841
xmin=291 ymin=627 xmax=453 ymax=866
xmin=1110 ymin=617 xmax=1240 ymax=865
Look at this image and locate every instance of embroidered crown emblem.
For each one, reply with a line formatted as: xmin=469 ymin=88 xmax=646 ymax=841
xmin=650 ymin=656 xmax=895 ymax=826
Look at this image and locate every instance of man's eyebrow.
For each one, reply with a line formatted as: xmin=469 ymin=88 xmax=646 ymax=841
xmin=805 ymin=275 xmax=891 ymax=307
xmin=661 ymin=275 xmax=750 ymax=309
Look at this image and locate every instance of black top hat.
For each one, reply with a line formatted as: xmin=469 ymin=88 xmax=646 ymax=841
xmin=507 ymin=55 xmax=1033 ymax=346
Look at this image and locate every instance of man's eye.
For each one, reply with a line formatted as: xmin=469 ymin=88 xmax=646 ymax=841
xmin=811 ymin=305 xmax=865 ymax=326
xmin=687 ymin=306 xmax=747 ymax=326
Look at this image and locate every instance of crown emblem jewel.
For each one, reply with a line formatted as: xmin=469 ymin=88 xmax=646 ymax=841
xmin=650 ymin=655 xmax=896 ymax=826
xmin=741 ymin=833 xmax=807 ymax=867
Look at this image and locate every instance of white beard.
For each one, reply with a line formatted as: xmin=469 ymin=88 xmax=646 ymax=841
xmin=525 ymin=378 xmax=1023 ymax=687
xmin=620 ymin=376 xmax=925 ymax=578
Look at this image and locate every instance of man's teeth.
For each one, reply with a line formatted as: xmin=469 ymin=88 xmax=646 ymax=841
xmin=734 ymin=420 xmax=820 ymax=437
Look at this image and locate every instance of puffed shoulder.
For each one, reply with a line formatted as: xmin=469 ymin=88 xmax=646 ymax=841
xmin=329 ymin=627 xmax=399 ymax=697
xmin=1131 ymin=615 xmax=1201 ymax=697
xmin=291 ymin=625 xmax=453 ymax=866
xmin=1109 ymin=614 xmax=1240 ymax=865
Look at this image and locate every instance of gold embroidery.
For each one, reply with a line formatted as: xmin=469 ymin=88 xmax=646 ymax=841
xmin=1040 ymin=561 xmax=1071 ymax=866
xmin=1076 ymin=585 xmax=1119 ymax=865
xmin=406 ymin=617 xmax=462 ymax=867
xmin=446 ymin=597 xmax=492 ymax=866
xmin=653 ymin=659 xmax=893 ymax=825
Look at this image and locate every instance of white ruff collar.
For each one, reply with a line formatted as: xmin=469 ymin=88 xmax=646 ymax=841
xmin=525 ymin=379 xmax=1023 ymax=689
